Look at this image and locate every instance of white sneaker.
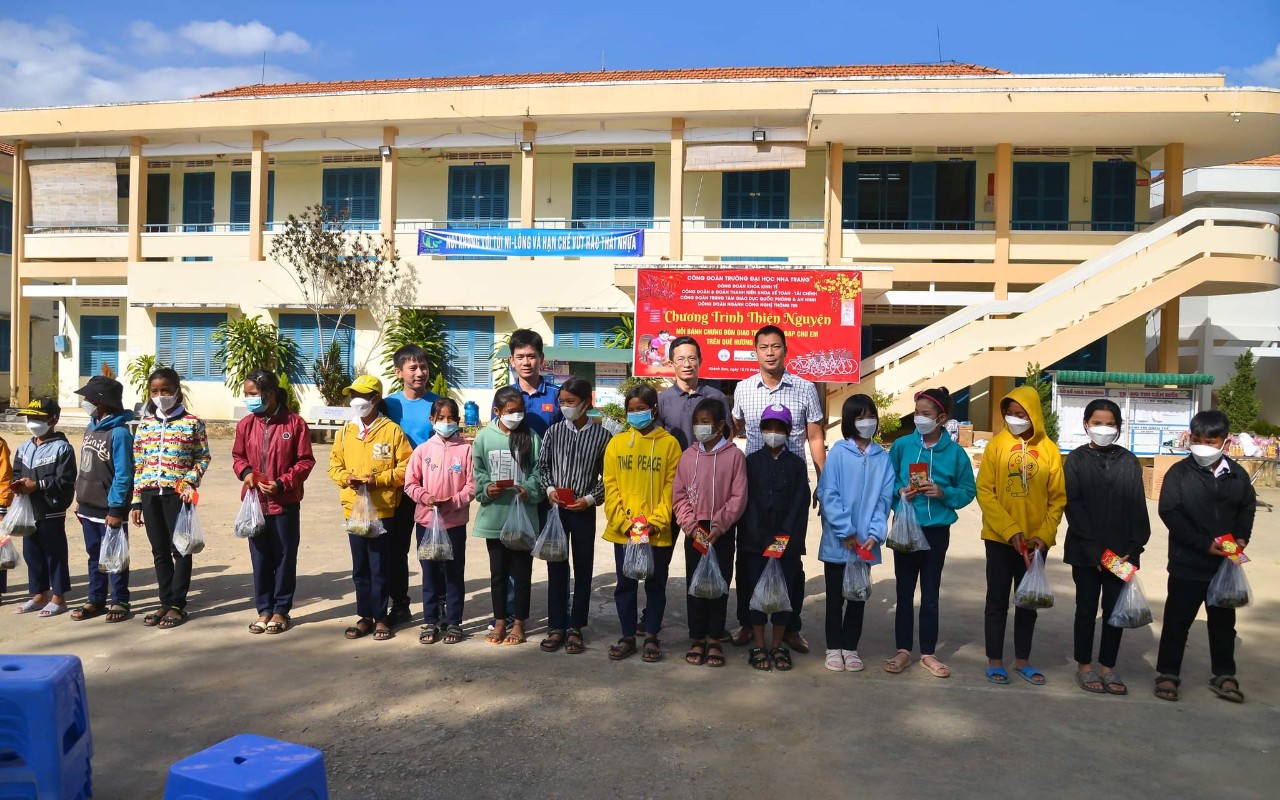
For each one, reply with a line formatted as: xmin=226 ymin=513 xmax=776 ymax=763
xmin=825 ymin=649 xmax=845 ymax=671
xmin=843 ymin=650 xmax=865 ymax=672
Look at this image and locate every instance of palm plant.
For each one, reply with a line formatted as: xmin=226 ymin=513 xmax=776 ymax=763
xmin=380 ymin=309 xmax=453 ymax=395
xmin=211 ymin=315 xmax=304 ymax=406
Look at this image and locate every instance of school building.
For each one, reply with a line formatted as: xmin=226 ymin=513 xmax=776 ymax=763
xmin=1 ymin=64 xmax=1277 ymax=432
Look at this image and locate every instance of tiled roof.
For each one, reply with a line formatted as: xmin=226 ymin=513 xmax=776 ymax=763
xmin=0 ymin=142 xmax=12 ymax=156
xmin=1236 ymin=154 xmax=1280 ymax=167
xmin=200 ymin=63 xmax=1008 ymax=98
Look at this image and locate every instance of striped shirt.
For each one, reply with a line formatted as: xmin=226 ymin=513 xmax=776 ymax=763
xmin=731 ymin=371 xmax=823 ymax=457
xmin=536 ymin=419 xmax=612 ymax=505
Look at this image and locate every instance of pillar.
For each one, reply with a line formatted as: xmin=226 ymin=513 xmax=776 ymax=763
xmin=520 ymin=122 xmax=537 ymax=228
xmin=379 ymin=126 xmax=398 ymax=248
xmin=1157 ymin=142 xmax=1185 ymax=372
xmin=127 ymin=136 xmax=148 ymax=263
xmin=1161 ymin=142 xmax=1184 ymax=218
xmin=669 ymin=118 xmax=684 ymax=260
xmin=824 ymin=142 xmax=844 ymax=263
xmin=993 ymin=142 xmax=1013 ymax=300
xmin=989 ymin=375 xmax=1012 ymax=433
xmin=8 ymin=141 xmax=29 ymax=405
xmin=249 ymin=131 xmax=268 ymax=261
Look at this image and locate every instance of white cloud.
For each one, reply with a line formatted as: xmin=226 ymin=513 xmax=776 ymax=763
xmin=0 ymin=20 xmax=309 ymax=108
xmin=1240 ymin=43 xmax=1280 ymax=86
xmin=129 ymin=20 xmax=172 ymax=56
xmin=178 ymin=20 xmax=310 ymax=57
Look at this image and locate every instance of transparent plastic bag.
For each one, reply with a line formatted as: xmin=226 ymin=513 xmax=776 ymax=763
xmin=1206 ymin=558 xmax=1252 ymax=609
xmin=688 ymin=544 xmax=728 ymax=599
xmin=1014 ymin=549 xmax=1054 ymax=609
xmin=532 ymin=508 xmax=569 ymax=562
xmin=98 ymin=526 xmax=130 ymax=574
xmin=1 ymin=494 xmax=37 ymax=538
xmin=499 ymin=496 xmax=536 ymax=552
xmin=749 ymin=557 xmax=792 ymax=615
xmin=0 ymin=534 xmax=17 ymax=570
xmin=232 ymin=488 xmax=266 ymax=539
xmin=417 ymin=512 xmax=454 ymax=561
xmin=622 ymin=540 xmax=654 ymax=581
xmin=842 ymin=557 xmax=872 ymax=602
xmin=1107 ymin=574 xmax=1152 ymax=628
xmin=171 ymin=503 xmax=205 ymax=557
xmin=886 ymin=499 xmax=929 ymax=554
xmin=346 ymin=485 xmax=385 ymax=538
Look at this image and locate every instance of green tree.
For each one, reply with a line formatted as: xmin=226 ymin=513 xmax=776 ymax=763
xmin=604 ymin=315 xmax=634 ymax=350
xmin=314 ymin=341 xmax=352 ymax=406
xmin=1218 ymin=350 xmax=1261 ymax=433
xmin=1024 ymin=362 xmax=1059 ymax=442
xmin=212 ymin=315 xmax=304 ymax=408
xmin=125 ymin=354 xmax=161 ymax=400
xmin=489 ymin=332 xmax=512 ymax=389
xmin=872 ymin=390 xmax=903 ymax=443
xmin=380 ymin=308 xmax=452 ymax=396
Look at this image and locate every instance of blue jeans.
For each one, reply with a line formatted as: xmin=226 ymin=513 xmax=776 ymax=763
xmin=249 ymin=509 xmax=301 ymax=616
xmin=25 ymin=517 xmax=71 ymax=596
xmin=81 ymin=517 xmax=130 ymax=605
xmin=349 ymin=531 xmax=392 ymax=622
xmin=419 ymin=523 xmax=468 ymax=626
xmin=613 ymin=542 xmax=674 ymax=638
xmin=546 ymin=507 xmax=596 ymax=630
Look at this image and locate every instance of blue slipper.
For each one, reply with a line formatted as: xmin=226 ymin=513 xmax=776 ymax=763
xmin=1016 ymin=665 xmax=1046 ymax=685
xmin=986 ymin=666 xmax=1009 ymax=684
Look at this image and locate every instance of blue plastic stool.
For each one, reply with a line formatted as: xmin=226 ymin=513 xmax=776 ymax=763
xmin=164 ymin=734 xmax=327 ymax=800
xmin=0 ymin=654 xmax=93 ymax=800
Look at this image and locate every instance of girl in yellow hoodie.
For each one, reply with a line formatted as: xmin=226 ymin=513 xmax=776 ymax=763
xmin=602 ymin=384 xmax=681 ymax=663
xmin=976 ymin=384 xmax=1066 ymax=686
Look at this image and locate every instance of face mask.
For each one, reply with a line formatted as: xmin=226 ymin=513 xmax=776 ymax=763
xmin=1190 ymin=443 xmax=1224 ymax=468
xmin=855 ymin=419 xmax=879 ymax=439
xmin=499 ymin=412 xmax=525 ymax=429
xmin=1087 ymin=426 xmax=1119 ymax=447
xmin=693 ymin=424 xmax=718 ymax=443
xmin=154 ymin=394 xmax=179 ymax=413
xmin=80 ymin=400 xmax=99 ymax=418
xmin=1005 ymin=415 xmax=1032 ymax=436
xmin=245 ymin=396 xmax=266 ymax=415
xmin=349 ymin=398 xmax=374 ymax=419
xmin=913 ymin=416 xmax=937 ymax=436
xmin=560 ymin=404 xmax=585 ymax=422
xmin=627 ymin=410 xmax=654 ymax=430
xmin=25 ymin=420 xmax=50 ymax=437
xmin=434 ymin=421 xmax=459 ymax=439
xmin=762 ymin=431 xmax=788 ymax=449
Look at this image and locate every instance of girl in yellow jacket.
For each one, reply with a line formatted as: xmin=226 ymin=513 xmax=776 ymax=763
xmin=602 ymin=384 xmax=681 ymax=663
xmin=327 ymin=375 xmax=412 ymax=641
xmin=977 ymin=384 xmax=1066 ymax=686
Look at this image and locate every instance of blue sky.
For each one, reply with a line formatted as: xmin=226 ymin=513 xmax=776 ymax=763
xmin=1 ymin=0 xmax=1277 ymax=107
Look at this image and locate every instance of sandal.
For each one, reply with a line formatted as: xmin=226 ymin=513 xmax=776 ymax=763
xmin=344 ymin=618 xmax=374 ymax=639
xmin=884 ymin=649 xmax=911 ymax=674
xmin=842 ymin=650 xmax=864 ymax=672
xmin=920 ymin=655 xmax=951 ymax=678
xmin=485 ymin=623 xmax=507 ymax=645
xmin=105 ymin=603 xmax=130 ymax=624
xmin=1015 ymin=665 xmax=1046 ymax=686
xmin=156 ymin=609 xmax=188 ymax=629
xmin=686 ymin=640 xmax=708 ymax=666
xmin=265 ymin=615 xmax=290 ymax=635
xmin=986 ymin=666 xmax=1010 ymax=685
xmin=608 ymin=637 xmax=637 ymax=661
xmin=1154 ymin=674 xmax=1180 ymax=702
xmin=249 ymin=615 xmax=270 ymax=634
xmin=771 ymin=646 xmax=794 ymax=672
xmin=825 ymin=649 xmax=845 ymax=672
xmin=541 ymin=628 xmax=566 ymax=653
xmin=1075 ymin=670 xmax=1106 ymax=694
xmin=705 ymin=642 xmax=725 ymax=668
xmin=443 ymin=625 xmax=466 ymax=644
xmin=1100 ymin=671 xmax=1127 ymax=696
xmin=748 ymin=647 xmax=772 ymax=672
xmin=420 ymin=624 xmax=441 ymax=644
xmin=641 ymin=636 xmax=662 ymax=663
xmin=71 ymin=603 xmax=103 ymax=621
xmin=14 ymin=599 xmax=43 ymax=615
xmin=503 ymin=623 xmax=527 ymax=646
xmin=373 ymin=624 xmax=394 ymax=641
xmin=143 ymin=608 xmax=170 ymax=627
xmin=565 ymin=628 xmax=584 ymax=655
xmin=38 ymin=602 xmax=68 ymax=618
xmin=1209 ymin=675 xmax=1244 ymax=703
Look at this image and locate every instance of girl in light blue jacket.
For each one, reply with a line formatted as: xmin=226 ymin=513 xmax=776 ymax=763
xmin=815 ymin=394 xmax=895 ymax=673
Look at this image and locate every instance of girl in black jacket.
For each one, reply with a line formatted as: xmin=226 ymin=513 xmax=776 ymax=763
xmin=1063 ymin=399 xmax=1150 ymax=696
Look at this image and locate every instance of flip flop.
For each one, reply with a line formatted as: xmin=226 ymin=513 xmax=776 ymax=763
xmin=38 ymin=602 xmax=68 ymax=618
xmin=1075 ymin=670 xmax=1106 ymax=694
xmin=986 ymin=666 xmax=1010 ymax=685
xmin=1100 ymin=671 xmax=1128 ymax=696
xmin=14 ymin=599 xmax=42 ymax=615
xmin=1016 ymin=665 xmax=1046 ymax=686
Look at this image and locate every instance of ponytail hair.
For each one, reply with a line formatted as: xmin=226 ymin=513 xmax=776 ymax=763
xmin=246 ymin=369 xmax=288 ymax=413
xmin=492 ymin=385 xmax=533 ymax=472
xmin=915 ymin=386 xmax=952 ymax=417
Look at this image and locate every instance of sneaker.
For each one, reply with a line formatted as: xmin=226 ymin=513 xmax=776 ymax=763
xmin=825 ymin=649 xmax=845 ymax=672
xmin=843 ymin=651 xmax=865 ymax=672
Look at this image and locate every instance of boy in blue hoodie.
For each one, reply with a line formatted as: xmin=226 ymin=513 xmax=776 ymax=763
xmin=815 ymin=394 xmax=895 ymax=673
xmin=886 ymin=387 xmax=977 ymax=678
xmin=11 ymin=398 xmax=78 ymax=617
xmin=70 ymin=376 xmax=135 ymax=623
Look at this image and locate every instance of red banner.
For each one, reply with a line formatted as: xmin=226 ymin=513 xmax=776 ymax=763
xmin=634 ymin=268 xmax=862 ymax=383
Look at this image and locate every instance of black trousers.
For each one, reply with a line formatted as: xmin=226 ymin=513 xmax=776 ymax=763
xmin=546 ymin=507 xmax=596 ymax=630
xmin=984 ymin=540 xmax=1037 ymax=661
xmin=685 ymin=530 xmax=735 ymax=640
xmin=141 ymin=491 xmax=193 ymax=611
xmin=1072 ymin=565 xmax=1125 ymax=668
xmin=893 ymin=525 xmax=950 ymax=654
xmin=737 ymin=546 xmax=804 ymax=633
xmin=823 ymin=561 xmax=866 ymax=651
xmin=386 ymin=496 xmax=417 ymax=612
xmin=1156 ymin=574 xmax=1237 ymax=677
xmin=486 ymin=538 xmax=532 ymax=622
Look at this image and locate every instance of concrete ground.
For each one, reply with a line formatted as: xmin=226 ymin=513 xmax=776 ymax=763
xmin=1 ymin=435 xmax=1276 ymax=799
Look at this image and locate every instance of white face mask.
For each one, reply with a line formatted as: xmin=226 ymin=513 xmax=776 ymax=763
xmin=1087 ymin=426 xmax=1120 ymax=447
xmin=80 ymin=400 xmax=99 ymax=418
xmin=500 ymin=412 xmax=525 ymax=429
xmin=913 ymin=416 xmax=937 ymax=436
xmin=855 ymin=418 xmax=879 ymax=439
xmin=349 ymin=398 xmax=374 ymax=419
xmin=1005 ymin=415 xmax=1032 ymax=436
xmin=762 ymin=431 xmax=788 ymax=449
xmin=154 ymin=394 xmax=179 ymax=413
xmin=1190 ymin=443 xmax=1224 ymax=467
xmin=560 ymin=404 xmax=585 ymax=422
xmin=693 ymin=424 xmax=718 ymax=443
xmin=25 ymin=420 xmax=50 ymax=437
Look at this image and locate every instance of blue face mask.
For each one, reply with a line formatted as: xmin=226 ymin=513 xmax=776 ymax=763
xmin=245 ymin=396 xmax=266 ymax=415
xmin=434 ymin=421 xmax=459 ymax=439
xmin=627 ymin=410 xmax=654 ymax=430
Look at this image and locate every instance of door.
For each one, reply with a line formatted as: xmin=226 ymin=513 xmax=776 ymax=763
xmin=571 ymin=163 xmax=655 ymax=228
xmin=1013 ymin=163 xmax=1069 ymax=230
xmin=230 ymin=171 xmax=275 ymax=232
xmin=447 ymin=165 xmax=510 ymax=226
xmin=722 ymin=170 xmax=790 ymax=228
xmin=182 ymin=172 xmax=215 ymax=232
xmin=321 ymin=167 xmax=380 ymax=229
xmin=1091 ymin=161 xmax=1137 ymax=232
xmin=934 ymin=161 xmax=976 ymax=229
xmin=146 ymin=173 xmax=170 ymax=230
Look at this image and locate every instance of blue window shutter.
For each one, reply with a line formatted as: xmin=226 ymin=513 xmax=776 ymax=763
xmin=0 ymin=199 xmax=12 ymax=254
xmin=441 ymin=315 xmax=494 ymax=389
xmin=322 ymin=169 xmax=344 ymax=217
xmin=0 ymin=325 xmax=9 ymax=372
xmin=571 ymin=163 xmax=654 ymax=228
xmin=1091 ymin=162 xmax=1135 ymax=231
xmin=182 ymin=172 xmax=215 ymax=231
xmin=79 ymin=315 xmax=120 ymax=376
xmin=279 ymin=314 xmax=355 ymax=382
xmin=722 ymin=173 xmax=742 ymax=222
xmin=841 ymin=163 xmax=858 ymax=228
xmin=266 ymin=172 xmax=275 ymax=226
xmin=553 ymin=316 xmax=615 ymax=349
xmin=723 ymin=170 xmax=789 ymax=228
xmin=155 ymin=313 xmax=224 ymax=381
xmin=908 ymin=163 xmax=937 ymax=227
xmin=448 ymin=165 xmax=510 ymax=223
xmin=230 ymin=172 xmax=250 ymax=231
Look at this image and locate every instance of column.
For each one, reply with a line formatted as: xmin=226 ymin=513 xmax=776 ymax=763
xmin=1161 ymin=142 xmax=1184 ymax=218
xmin=989 ymin=375 xmax=1012 ymax=434
xmin=520 ymin=121 xmax=537 ymax=228
xmin=993 ymin=142 xmax=1013 ymax=300
xmin=379 ymin=126 xmax=398 ymax=248
xmin=1158 ymin=301 xmax=1181 ymax=373
xmin=824 ymin=142 xmax=844 ymax=263
xmin=127 ymin=136 xmax=148 ymax=263
xmin=8 ymin=141 xmax=29 ymax=405
xmin=249 ymin=130 xmax=268 ymax=261
xmin=669 ymin=118 xmax=684 ymax=260
xmin=1157 ymin=142 xmax=1185 ymax=371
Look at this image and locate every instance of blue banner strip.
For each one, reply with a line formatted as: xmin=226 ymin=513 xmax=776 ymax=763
xmin=417 ymin=228 xmax=644 ymax=257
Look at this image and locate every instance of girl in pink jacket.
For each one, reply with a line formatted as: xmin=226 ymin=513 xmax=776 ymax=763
xmin=404 ymin=398 xmax=476 ymax=645
xmin=673 ymin=398 xmax=748 ymax=668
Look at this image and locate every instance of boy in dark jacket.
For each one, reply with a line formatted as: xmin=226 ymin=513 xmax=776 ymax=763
xmin=11 ymin=398 xmax=78 ymax=617
xmin=71 ymin=376 xmax=135 ymax=623
xmin=1155 ymin=410 xmax=1256 ymax=703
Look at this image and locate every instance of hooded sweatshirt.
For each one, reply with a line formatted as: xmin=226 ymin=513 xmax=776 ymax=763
xmin=602 ymin=425 xmax=681 ymax=547
xmin=404 ymin=432 xmax=476 ymax=529
xmin=816 ymin=438 xmax=895 ymax=565
xmin=890 ymin=428 xmax=977 ymax=526
xmin=1158 ymin=454 xmax=1256 ymax=581
xmin=976 ymin=385 xmax=1066 ymax=547
xmin=1063 ymin=443 xmax=1150 ymax=568
xmin=471 ymin=420 xmax=542 ymax=539
xmin=672 ymin=436 xmax=748 ymax=539
xmin=75 ymin=409 xmax=134 ymax=521
xmin=326 ymin=415 xmax=412 ymax=519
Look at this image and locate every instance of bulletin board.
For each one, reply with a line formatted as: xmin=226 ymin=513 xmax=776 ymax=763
xmin=1053 ymin=385 xmax=1197 ymax=456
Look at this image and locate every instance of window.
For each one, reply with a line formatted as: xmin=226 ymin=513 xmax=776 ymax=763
xmin=321 ymin=167 xmax=380 ymax=229
xmin=230 ymin=171 xmax=275 ymax=232
xmin=572 ymin=163 xmax=655 ymax=228
xmin=441 ymin=316 xmax=494 ymax=389
xmin=116 ymin=174 xmax=130 ymax=199
xmin=843 ymin=162 xmax=970 ymax=230
xmin=722 ymin=170 xmax=790 ymax=228
xmin=1013 ymin=162 xmax=1070 ymax=230
xmin=182 ymin=172 xmax=215 ymax=232
xmin=1091 ymin=161 xmax=1136 ymax=232
xmin=0 ymin=199 xmax=11 ymax=254
xmin=156 ymin=312 xmax=225 ymax=381
xmin=447 ymin=165 xmax=510 ymax=225
xmin=279 ymin=314 xmax=355 ymax=382
xmin=1049 ymin=336 xmax=1108 ymax=373
xmin=554 ymin=316 xmax=617 ymax=349
xmin=0 ymin=324 xmax=9 ymax=371
xmin=79 ymin=315 xmax=120 ymax=377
